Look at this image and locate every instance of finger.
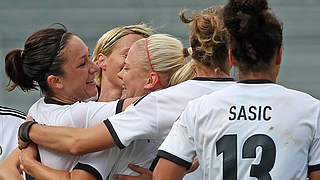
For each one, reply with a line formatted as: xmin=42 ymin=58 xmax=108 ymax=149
xmin=26 ymin=116 xmax=34 ymax=122
xmin=128 ymin=164 xmax=151 ymax=175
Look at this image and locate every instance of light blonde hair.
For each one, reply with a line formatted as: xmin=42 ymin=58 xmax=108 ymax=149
xmin=134 ymin=34 xmax=189 ymax=87
xmin=93 ymin=24 xmax=152 ymax=87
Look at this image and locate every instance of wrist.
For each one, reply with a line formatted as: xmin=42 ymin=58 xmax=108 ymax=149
xmin=18 ymin=121 xmax=38 ymax=142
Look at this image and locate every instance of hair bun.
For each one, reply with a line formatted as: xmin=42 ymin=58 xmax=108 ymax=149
xmin=231 ymin=0 xmax=268 ymax=15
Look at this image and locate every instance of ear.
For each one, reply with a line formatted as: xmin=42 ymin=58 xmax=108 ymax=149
xmin=275 ymin=46 xmax=282 ymax=65
xmin=144 ymin=71 xmax=159 ymax=90
xmin=229 ymin=49 xmax=235 ymax=66
xmin=97 ymin=53 xmax=107 ymax=70
xmin=47 ymin=75 xmax=63 ymax=89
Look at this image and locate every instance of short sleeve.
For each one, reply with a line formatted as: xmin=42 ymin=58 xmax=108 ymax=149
xmin=104 ymin=95 xmax=159 ymax=148
xmin=73 ymin=147 xmax=121 ymax=180
xmin=69 ymin=101 xmax=118 ymax=128
xmin=157 ymin=102 xmax=197 ymax=169
xmin=308 ymin=102 xmax=320 ymax=172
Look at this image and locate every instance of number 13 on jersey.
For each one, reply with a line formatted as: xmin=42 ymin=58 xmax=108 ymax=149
xmin=216 ymin=134 xmax=276 ymax=180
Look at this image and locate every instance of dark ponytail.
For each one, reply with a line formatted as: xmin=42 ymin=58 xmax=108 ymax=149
xmin=223 ymin=0 xmax=283 ymax=72
xmin=5 ymin=49 xmax=36 ymax=91
xmin=5 ymin=24 xmax=73 ymax=96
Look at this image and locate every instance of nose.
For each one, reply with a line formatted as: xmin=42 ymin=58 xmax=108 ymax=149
xmin=89 ymin=60 xmax=99 ymax=74
xmin=117 ymin=67 xmax=124 ymax=80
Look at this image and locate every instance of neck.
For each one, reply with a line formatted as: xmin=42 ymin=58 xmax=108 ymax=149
xmin=238 ymin=70 xmax=275 ymax=82
xmin=98 ymin=80 xmax=122 ymax=102
xmin=49 ymin=95 xmax=78 ymax=104
xmin=195 ymin=63 xmax=230 ymax=78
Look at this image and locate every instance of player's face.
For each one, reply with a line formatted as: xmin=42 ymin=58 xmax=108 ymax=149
xmin=102 ymin=34 xmax=145 ymax=90
xmin=59 ymin=35 xmax=98 ymax=101
xmin=118 ymin=42 xmax=150 ymax=98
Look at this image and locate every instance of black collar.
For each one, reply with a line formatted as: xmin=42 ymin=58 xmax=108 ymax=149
xmin=238 ymin=79 xmax=274 ymax=84
xmin=44 ymin=97 xmax=71 ymax=105
xmin=192 ymin=77 xmax=234 ymax=81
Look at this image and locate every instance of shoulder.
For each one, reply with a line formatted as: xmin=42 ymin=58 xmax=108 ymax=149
xmin=0 ymin=105 xmax=26 ymax=122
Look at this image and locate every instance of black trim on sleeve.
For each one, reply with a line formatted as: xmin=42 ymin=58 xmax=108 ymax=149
xmin=73 ymin=163 xmax=103 ymax=180
xmin=0 ymin=112 xmax=26 ymax=120
xmin=103 ymin=119 xmax=126 ymax=149
xmin=308 ymin=164 xmax=320 ymax=173
xmin=157 ymin=150 xmax=192 ymax=170
xmin=116 ymin=99 xmax=125 ymax=114
xmin=149 ymin=156 xmax=160 ymax=171
xmin=0 ymin=106 xmax=26 ymax=117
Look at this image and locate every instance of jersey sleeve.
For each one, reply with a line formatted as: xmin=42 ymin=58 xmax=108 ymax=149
xmin=157 ymin=102 xmax=197 ymax=170
xmin=69 ymin=100 xmax=118 ymax=128
xmin=308 ymin=102 xmax=320 ymax=173
xmin=73 ymin=148 xmax=121 ymax=180
xmin=104 ymin=95 xmax=159 ymax=149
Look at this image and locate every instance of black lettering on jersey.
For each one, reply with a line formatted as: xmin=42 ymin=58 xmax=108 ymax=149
xmin=0 ymin=145 xmax=2 ymax=156
xmin=248 ymin=106 xmax=257 ymax=120
xmin=229 ymin=105 xmax=272 ymax=121
xmin=229 ymin=106 xmax=236 ymax=120
xmin=237 ymin=106 xmax=247 ymax=120
xmin=263 ymin=106 xmax=272 ymax=121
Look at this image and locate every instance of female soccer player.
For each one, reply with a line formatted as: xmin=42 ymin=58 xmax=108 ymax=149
xmin=18 ymin=34 xmax=189 ymax=180
xmin=18 ymin=5 xmax=234 ymax=179
xmin=154 ymin=0 xmax=320 ymax=179
xmin=1 ymin=24 xmax=152 ymax=180
xmin=92 ymin=24 xmax=152 ymax=101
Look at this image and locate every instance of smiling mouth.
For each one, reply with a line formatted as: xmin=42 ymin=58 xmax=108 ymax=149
xmin=86 ymin=80 xmax=96 ymax=85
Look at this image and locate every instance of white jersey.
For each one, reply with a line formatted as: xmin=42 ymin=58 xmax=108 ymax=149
xmin=28 ymin=98 xmax=118 ymax=173
xmin=0 ymin=106 xmax=25 ymax=162
xmin=103 ymin=78 xmax=234 ymax=178
xmin=159 ymin=80 xmax=320 ymax=180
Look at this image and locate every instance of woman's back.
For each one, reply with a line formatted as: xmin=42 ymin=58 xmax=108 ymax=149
xmin=167 ymin=81 xmax=320 ymax=179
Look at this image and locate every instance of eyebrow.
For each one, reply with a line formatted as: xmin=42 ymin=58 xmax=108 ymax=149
xmin=120 ymin=48 xmax=130 ymax=54
xmin=80 ymin=47 xmax=90 ymax=59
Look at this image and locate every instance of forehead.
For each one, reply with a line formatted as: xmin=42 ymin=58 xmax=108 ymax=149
xmin=116 ymin=34 xmax=145 ymax=51
xmin=64 ymin=35 xmax=88 ymax=60
xmin=125 ymin=41 xmax=144 ymax=65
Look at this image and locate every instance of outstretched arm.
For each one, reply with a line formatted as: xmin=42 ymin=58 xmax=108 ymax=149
xmin=18 ymin=97 xmax=139 ymax=155
xmin=19 ymin=122 xmax=115 ymax=155
xmin=19 ymin=143 xmax=96 ymax=180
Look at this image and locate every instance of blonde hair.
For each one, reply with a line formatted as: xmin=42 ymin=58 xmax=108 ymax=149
xmin=93 ymin=24 xmax=152 ymax=87
xmin=170 ymin=5 xmax=229 ymax=84
xmin=134 ymin=34 xmax=189 ymax=87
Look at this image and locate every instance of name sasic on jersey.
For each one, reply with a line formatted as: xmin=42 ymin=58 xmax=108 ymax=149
xmin=229 ymin=105 xmax=272 ymax=121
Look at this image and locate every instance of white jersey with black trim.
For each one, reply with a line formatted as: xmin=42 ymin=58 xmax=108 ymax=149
xmin=27 ymin=97 xmax=118 ymax=176
xmin=0 ymin=106 xmax=25 ymax=162
xmin=158 ymin=80 xmax=320 ymax=179
xmin=103 ymin=78 xmax=234 ymax=179
xmin=105 ymin=78 xmax=235 ymax=148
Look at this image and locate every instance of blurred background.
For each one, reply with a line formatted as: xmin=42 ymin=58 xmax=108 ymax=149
xmin=0 ymin=0 xmax=319 ymax=113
